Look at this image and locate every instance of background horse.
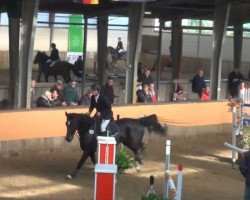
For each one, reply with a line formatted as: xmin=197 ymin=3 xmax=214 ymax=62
xmin=65 ymin=112 xmax=167 ymax=179
xmin=34 ymin=51 xmax=82 ymax=83
xmin=107 ymin=46 xmax=127 ymax=70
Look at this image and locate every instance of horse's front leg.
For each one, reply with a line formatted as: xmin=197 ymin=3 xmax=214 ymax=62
xmin=67 ymin=151 xmax=90 ymax=179
xmin=90 ymin=151 xmax=97 ymax=164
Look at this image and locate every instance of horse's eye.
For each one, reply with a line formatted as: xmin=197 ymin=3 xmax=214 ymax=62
xmin=67 ymin=121 xmax=71 ymax=126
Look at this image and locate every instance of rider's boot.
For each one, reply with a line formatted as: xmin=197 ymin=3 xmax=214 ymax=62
xmin=100 ymin=131 xmax=107 ymax=137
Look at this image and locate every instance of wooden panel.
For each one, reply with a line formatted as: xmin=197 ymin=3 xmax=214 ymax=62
xmin=0 ymin=102 xmax=231 ymax=141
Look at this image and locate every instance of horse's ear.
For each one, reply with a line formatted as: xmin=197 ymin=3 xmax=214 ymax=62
xmin=65 ymin=112 xmax=68 ymax=117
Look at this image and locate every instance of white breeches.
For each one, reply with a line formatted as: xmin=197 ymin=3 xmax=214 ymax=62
xmin=101 ymin=119 xmax=111 ymax=132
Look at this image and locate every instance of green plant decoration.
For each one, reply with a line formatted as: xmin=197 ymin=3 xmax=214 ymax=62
xmin=115 ymin=149 xmax=134 ymax=173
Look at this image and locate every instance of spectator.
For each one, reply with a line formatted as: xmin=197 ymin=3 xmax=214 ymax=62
xmin=228 ymin=68 xmax=244 ymax=98
xmin=137 ymin=67 xmax=154 ymax=87
xmin=137 ymin=84 xmax=152 ymax=103
xmin=192 ymin=70 xmax=206 ymax=98
xmin=149 ymin=83 xmax=157 ymax=103
xmin=63 ymin=80 xmax=79 ymax=106
xmin=173 ymin=84 xmax=186 ymax=101
xmin=31 ymin=78 xmax=36 ymax=108
xmin=101 ymin=77 xmax=116 ymax=104
xmin=116 ymin=37 xmax=124 ymax=58
xmin=79 ymin=88 xmax=93 ymax=106
xmin=36 ymin=91 xmax=52 ymax=108
xmin=51 ymin=80 xmax=67 ymax=106
xmin=239 ymin=151 xmax=250 ymax=200
xmin=200 ymin=86 xmax=210 ymax=101
xmin=50 ymin=89 xmax=62 ymax=107
xmin=74 ymin=56 xmax=84 ymax=72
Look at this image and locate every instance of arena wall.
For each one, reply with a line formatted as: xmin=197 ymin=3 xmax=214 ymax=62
xmin=0 ymin=102 xmax=231 ymax=156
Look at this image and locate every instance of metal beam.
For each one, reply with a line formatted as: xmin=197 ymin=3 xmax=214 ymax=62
xmin=125 ymin=2 xmax=145 ymax=104
xmin=7 ymin=0 xmax=21 ymax=108
xmin=18 ymin=0 xmax=39 ymax=108
xmin=210 ymin=1 xmax=231 ymax=100
xmin=234 ymin=22 xmax=243 ymax=70
xmin=97 ymin=15 xmax=108 ymax=86
xmin=82 ymin=16 xmax=88 ymax=95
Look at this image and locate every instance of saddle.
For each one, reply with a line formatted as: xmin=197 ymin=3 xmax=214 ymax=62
xmin=89 ymin=119 xmax=120 ymax=137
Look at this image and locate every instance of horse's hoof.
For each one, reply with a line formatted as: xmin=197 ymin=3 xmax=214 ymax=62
xmin=66 ymin=174 xmax=73 ymax=180
xmin=136 ymin=166 xmax=141 ymax=172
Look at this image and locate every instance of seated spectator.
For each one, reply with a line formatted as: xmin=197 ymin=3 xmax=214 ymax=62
xmin=137 ymin=84 xmax=152 ymax=103
xmin=192 ymin=70 xmax=206 ymax=98
xmin=79 ymin=88 xmax=93 ymax=106
xmin=200 ymin=86 xmax=210 ymax=101
xmin=51 ymin=80 xmax=67 ymax=106
xmin=173 ymin=84 xmax=186 ymax=101
xmin=36 ymin=91 xmax=52 ymax=107
xmin=137 ymin=67 xmax=154 ymax=87
xmin=50 ymin=89 xmax=62 ymax=107
xmin=149 ymin=83 xmax=157 ymax=103
xmin=101 ymin=77 xmax=116 ymax=104
xmin=31 ymin=78 xmax=37 ymax=108
xmin=63 ymin=80 xmax=79 ymax=106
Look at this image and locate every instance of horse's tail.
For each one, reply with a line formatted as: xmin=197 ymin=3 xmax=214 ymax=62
xmin=72 ymin=64 xmax=82 ymax=78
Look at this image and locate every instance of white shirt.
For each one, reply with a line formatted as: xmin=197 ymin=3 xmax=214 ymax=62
xmin=95 ymin=94 xmax=100 ymax=103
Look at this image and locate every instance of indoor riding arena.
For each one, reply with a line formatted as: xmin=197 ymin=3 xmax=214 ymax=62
xmin=1 ymin=0 xmax=250 ymax=200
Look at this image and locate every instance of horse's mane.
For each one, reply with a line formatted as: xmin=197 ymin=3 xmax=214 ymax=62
xmin=139 ymin=114 xmax=158 ymax=126
xmin=139 ymin=114 xmax=166 ymax=134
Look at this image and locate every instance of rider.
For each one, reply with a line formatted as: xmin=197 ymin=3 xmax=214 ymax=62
xmin=87 ymin=84 xmax=113 ymax=136
xmin=115 ymin=37 xmax=124 ymax=58
xmin=49 ymin=43 xmax=60 ymax=65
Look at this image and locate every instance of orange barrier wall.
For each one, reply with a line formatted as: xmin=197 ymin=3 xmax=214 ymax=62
xmin=0 ymin=101 xmax=231 ymax=141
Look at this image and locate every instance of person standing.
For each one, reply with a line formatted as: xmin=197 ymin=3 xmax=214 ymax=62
xmin=137 ymin=67 xmax=154 ymax=88
xmin=101 ymin=77 xmax=116 ymax=104
xmin=228 ymin=68 xmax=244 ymax=98
xmin=116 ymin=37 xmax=124 ymax=56
xmin=87 ymin=84 xmax=113 ymax=136
xmin=240 ymin=151 xmax=250 ymax=200
xmin=192 ymin=70 xmax=206 ymax=98
xmin=30 ymin=78 xmax=37 ymax=108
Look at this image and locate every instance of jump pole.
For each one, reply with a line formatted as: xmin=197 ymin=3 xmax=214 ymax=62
xmin=224 ymin=142 xmax=247 ymax=155
xmin=175 ymin=164 xmax=184 ymax=200
xmin=231 ymin=105 xmax=237 ymax=166
xmin=94 ymin=136 xmax=117 ymax=200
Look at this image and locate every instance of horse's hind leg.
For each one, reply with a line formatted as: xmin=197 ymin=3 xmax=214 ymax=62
xmin=90 ymin=152 xmax=97 ymax=164
xmin=67 ymin=152 xmax=89 ymax=179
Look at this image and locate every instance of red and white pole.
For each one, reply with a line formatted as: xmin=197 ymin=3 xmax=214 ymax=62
xmin=175 ymin=164 xmax=183 ymax=200
xmin=94 ymin=136 xmax=117 ymax=200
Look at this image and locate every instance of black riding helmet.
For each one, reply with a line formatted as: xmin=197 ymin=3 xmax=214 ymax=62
xmin=91 ymin=84 xmax=101 ymax=92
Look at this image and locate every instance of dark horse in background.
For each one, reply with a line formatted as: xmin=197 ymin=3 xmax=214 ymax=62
xmin=65 ymin=112 xmax=167 ymax=179
xmin=33 ymin=51 xmax=82 ymax=83
xmin=107 ymin=46 xmax=127 ymax=70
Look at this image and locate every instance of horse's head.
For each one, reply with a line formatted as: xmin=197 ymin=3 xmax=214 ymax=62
xmin=65 ymin=112 xmax=94 ymax=142
xmin=65 ymin=112 xmax=81 ymax=142
xmin=34 ymin=51 xmax=49 ymax=64
xmin=139 ymin=114 xmax=168 ymax=135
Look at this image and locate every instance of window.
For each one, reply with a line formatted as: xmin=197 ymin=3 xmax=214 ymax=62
xmin=182 ymin=19 xmax=199 ymax=34
xmin=243 ymin=23 xmax=250 ymax=38
xmin=201 ymin=20 xmax=213 ymax=35
xmin=37 ymin=12 xmax=49 ymax=27
xmin=0 ymin=13 xmax=8 ymax=25
xmin=88 ymin=18 xmax=97 ymax=29
xmin=54 ymin=13 xmax=70 ymax=28
xmin=154 ymin=18 xmax=171 ymax=32
xmin=108 ymin=16 xmax=128 ymax=30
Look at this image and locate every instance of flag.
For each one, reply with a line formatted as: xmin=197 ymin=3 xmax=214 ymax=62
xmin=83 ymin=0 xmax=99 ymax=4
xmin=68 ymin=15 xmax=83 ymax=52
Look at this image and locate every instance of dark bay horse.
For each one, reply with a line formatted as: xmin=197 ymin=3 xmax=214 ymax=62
xmin=65 ymin=112 xmax=167 ymax=179
xmin=107 ymin=46 xmax=127 ymax=70
xmin=34 ymin=51 xmax=82 ymax=83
